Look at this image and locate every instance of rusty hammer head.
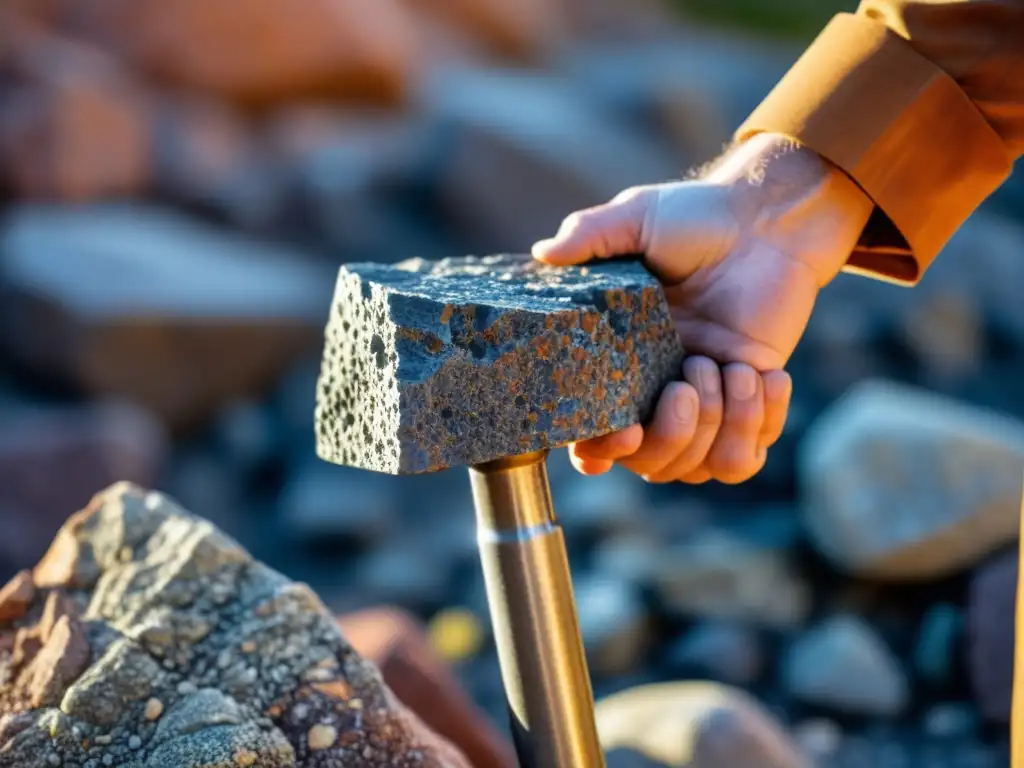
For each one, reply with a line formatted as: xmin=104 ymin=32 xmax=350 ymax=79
xmin=314 ymin=254 xmax=684 ymax=475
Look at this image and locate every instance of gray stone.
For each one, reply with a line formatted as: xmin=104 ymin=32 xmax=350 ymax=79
xmin=666 ymin=622 xmax=763 ymax=686
xmin=575 ymin=574 xmax=649 ymax=677
xmin=914 ymin=603 xmax=962 ymax=686
xmin=0 ymin=482 xmax=470 ymax=767
xmin=556 ymin=465 xmax=649 ymax=538
xmin=597 ymin=682 xmax=810 ymax=768
xmin=315 ymin=254 xmax=683 ymax=474
xmin=783 ymin=614 xmax=909 ymax=717
xmin=279 ymin=460 xmax=398 ymax=546
xmin=922 ymin=703 xmax=978 ymax=740
xmin=967 ymin=550 xmax=1017 ymax=724
xmin=653 ymin=528 xmax=810 ymax=629
xmin=799 ymin=379 xmax=1024 ymax=579
xmin=418 ymin=66 xmax=673 ymax=252
xmin=791 ymin=719 xmax=842 ymax=762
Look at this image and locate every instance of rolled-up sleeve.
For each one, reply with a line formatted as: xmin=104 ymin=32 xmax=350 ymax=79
xmin=736 ymin=2 xmax=1024 ymax=285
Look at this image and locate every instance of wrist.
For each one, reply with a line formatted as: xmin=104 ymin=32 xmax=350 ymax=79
xmin=707 ymin=133 xmax=875 ymax=286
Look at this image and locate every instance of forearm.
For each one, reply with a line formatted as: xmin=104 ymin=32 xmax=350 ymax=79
xmin=737 ymin=1 xmax=1024 ymax=285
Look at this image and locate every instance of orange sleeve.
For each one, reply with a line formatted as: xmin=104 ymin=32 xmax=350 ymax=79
xmin=736 ymin=3 xmax=1024 ymax=285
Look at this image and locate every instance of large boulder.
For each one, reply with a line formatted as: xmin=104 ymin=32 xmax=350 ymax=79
xmin=68 ymin=0 xmax=418 ymax=108
xmin=0 ymin=482 xmax=471 ymax=767
xmin=799 ymin=379 xmax=1024 ymax=579
xmin=0 ymin=205 xmax=336 ymax=432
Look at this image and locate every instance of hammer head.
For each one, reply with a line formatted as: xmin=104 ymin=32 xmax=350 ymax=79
xmin=315 ymin=254 xmax=684 ymax=475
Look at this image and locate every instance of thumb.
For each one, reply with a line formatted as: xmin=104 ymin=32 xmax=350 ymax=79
xmin=531 ymin=187 xmax=654 ymax=266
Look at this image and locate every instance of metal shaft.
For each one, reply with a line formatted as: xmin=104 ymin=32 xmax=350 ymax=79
xmin=469 ymin=450 xmax=605 ymax=768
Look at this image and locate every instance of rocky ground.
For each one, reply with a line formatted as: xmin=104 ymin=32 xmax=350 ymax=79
xmin=2 ymin=0 xmax=1024 ymax=766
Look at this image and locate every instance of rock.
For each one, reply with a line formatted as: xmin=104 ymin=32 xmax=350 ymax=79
xmin=338 ymin=606 xmax=516 ymax=768
xmin=556 ymin=465 xmax=648 ymax=539
xmin=421 ymin=66 xmax=673 ymax=252
xmin=279 ymin=460 xmax=398 ymax=547
xmin=162 ymin=449 xmax=244 ymax=536
xmin=0 ymin=399 xmax=166 ymax=575
xmin=665 ymin=622 xmax=763 ymax=687
xmin=150 ymin=96 xmax=263 ymax=222
xmin=265 ymin=107 xmax=448 ymax=261
xmin=597 ymin=682 xmax=810 ymax=768
xmin=0 ymin=204 xmax=336 ymax=432
xmin=0 ymin=37 xmax=150 ymax=201
xmin=799 ymin=379 xmax=1024 ymax=579
xmin=590 ymin=532 xmax=662 ymax=585
xmin=922 ymin=703 xmax=977 ymax=740
xmin=914 ymin=603 xmax=962 ymax=686
xmin=358 ymin=539 xmax=454 ymax=612
xmin=315 ymin=254 xmax=683 ymax=474
xmin=967 ymin=550 xmax=1017 ymax=723
xmin=558 ymin=36 xmax=793 ymax=166
xmin=412 ymin=0 xmax=566 ymax=59
xmin=212 ymin=399 xmax=279 ymax=476
xmin=653 ymin=528 xmax=810 ymax=629
xmin=0 ymin=482 xmax=472 ymax=767
xmin=791 ymin=718 xmax=842 ymax=762
xmin=71 ymin=0 xmax=418 ymax=108
xmin=898 ymin=291 xmax=984 ymax=383
xmin=575 ymin=574 xmax=650 ymax=677
xmin=783 ymin=615 xmax=909 ymax=717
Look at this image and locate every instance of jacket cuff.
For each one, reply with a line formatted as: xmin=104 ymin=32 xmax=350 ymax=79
xmin=736 ymin=12 xmax=1011 ymax=286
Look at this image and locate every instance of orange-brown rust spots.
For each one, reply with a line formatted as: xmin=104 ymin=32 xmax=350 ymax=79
xmin=339 ymin=730 xmax=362 ymax=748
xmin=571 ymin=348 xmax=587 ymax=362
xmin=439 ymin=305 xmax=454 ymax=325
xmin=425 ymin=336 xmax=443 ymax=354
xmin=593 ymin=386 xmax=607 ymax=401
xmin=581 ymin=314 xmax=599 ymax=333
xmin=534 ymin=339 xmax=551 ymax=361
xmin=527 ymin=413 xmax=538 ymax=425
xmin=268 ymin=705 xmax=283 ymax=718
xmin=540 ymin=400 xmax=557 ymax=413
xmin=313 ymin=679 xmax=352 ymax=700
xmin=610 ymin=370 xmax=624 ymax=383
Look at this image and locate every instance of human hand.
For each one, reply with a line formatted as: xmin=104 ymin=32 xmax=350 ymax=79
xmin=533 ymin=133 xmax=874 ymax=484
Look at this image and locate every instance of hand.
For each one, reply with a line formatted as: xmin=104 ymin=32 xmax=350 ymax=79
xmin=533 ymin=133 xmax=874 ymax=484
xmin=569 ymin=357 xmax=792 ymax=484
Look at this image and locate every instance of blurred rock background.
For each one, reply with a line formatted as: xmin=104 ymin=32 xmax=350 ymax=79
xmin=1 ymin=0 xmax=1022 ymax=765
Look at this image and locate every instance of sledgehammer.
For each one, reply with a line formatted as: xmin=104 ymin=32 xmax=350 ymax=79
xmin=314 ymin=254 xmax=684 ymax=768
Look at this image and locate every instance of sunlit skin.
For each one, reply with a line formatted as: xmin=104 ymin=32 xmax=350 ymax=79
xmin=532 ymin=132 xmax=875 ymax=485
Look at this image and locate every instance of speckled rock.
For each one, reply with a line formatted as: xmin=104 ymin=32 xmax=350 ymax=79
xmin=799 ymin=379 xmax=1024 ymax=579
xmin=315 ymin=254 xmax=684 ymax=474
xmin=0 ymin=482 xmax=470 ymax=767
xmin=597 ymin=682 xmax=810 ymax=768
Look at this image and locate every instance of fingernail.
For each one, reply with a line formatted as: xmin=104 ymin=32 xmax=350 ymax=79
xmin=730 ymin=368 xmax=757 ymax=400
xmin=531 ymin=239 xmax=555 ymax=258
xmin=699 ymin=361 xmax=719 ymax=395
xmin=673 ymin=391 xmax=695 ymax=423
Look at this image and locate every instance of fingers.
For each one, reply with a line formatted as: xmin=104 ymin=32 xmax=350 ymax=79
xmin=569 ymin=425 xmax=643 ymax=476
xmin=616 ymin=382 xmax=700 ymax=480
xmin=759 ymin=370 xmax=792 ymax=449
xmin=646 ymin=357 xmax=723 ymax=482
xmin=565 ymin=358 xmax=792 ymax=486
xmin=532 ymin=187 xmax=653 ymax=266
xmin=703 ymin=363 xmax=766 ymax=484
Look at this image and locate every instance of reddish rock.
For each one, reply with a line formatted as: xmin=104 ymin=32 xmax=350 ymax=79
xmin=0 ymin=401 xmax=166 ymax=577
xmin=0 ymin=572 xmax=35 ymax=622
xmin=412 ymin=0 xmax=566 ymax=60
xmin=69 ymin=0 xmax=418 ymax=108
xmin=0 ymin=36 xmax=151 ymax=201
xmin=339 ymin=607 xmax=516 ymax=768
xmin=967 ymin=549 xmax=1017 ymax=723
